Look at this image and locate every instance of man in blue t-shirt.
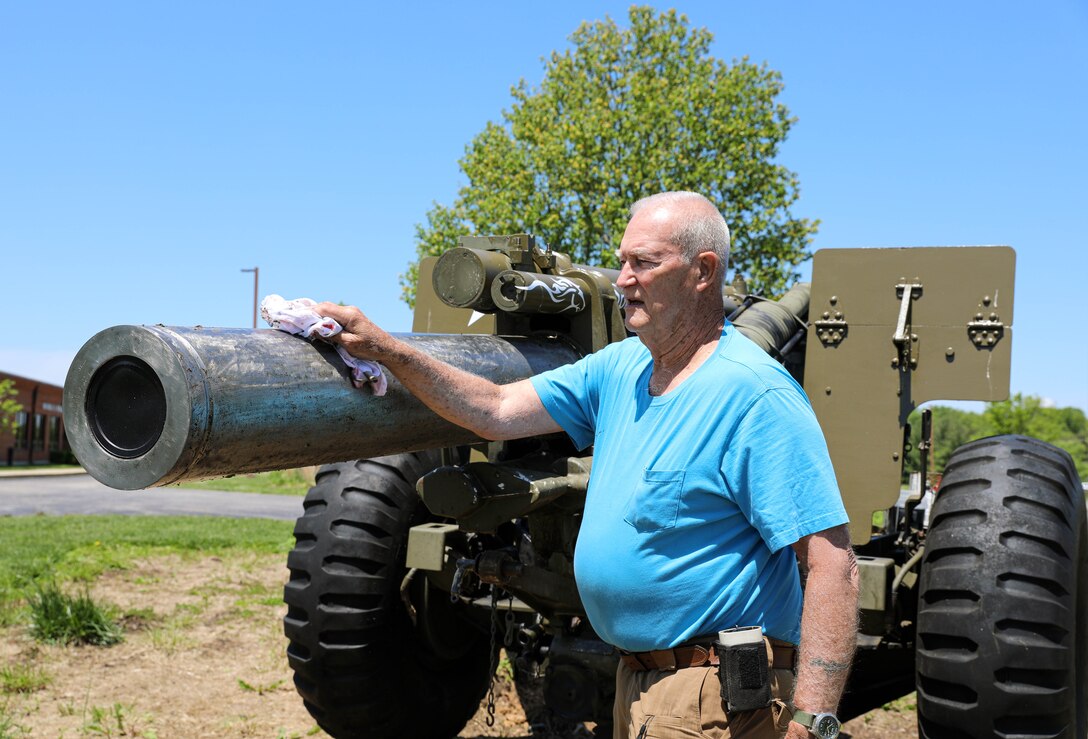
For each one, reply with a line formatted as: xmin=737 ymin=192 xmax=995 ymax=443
xmin=318 ymin=192 xmax=859 ymax=739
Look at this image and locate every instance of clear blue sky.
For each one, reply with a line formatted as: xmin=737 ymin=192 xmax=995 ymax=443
xmin=2 ymin=1 xmax=1085 ymax=411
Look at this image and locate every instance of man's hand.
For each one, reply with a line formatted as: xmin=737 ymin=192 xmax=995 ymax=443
xmin=309 ymin=300 xmax=559 ymax=442
xmin=313 ymin=302 xmax=392 ymax=360
xmin=785 ymin=721 xmax=810 ymax=739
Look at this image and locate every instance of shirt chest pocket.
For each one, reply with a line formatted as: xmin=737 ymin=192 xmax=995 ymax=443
xmin=623 ymin=469 xmax=686 ymax=533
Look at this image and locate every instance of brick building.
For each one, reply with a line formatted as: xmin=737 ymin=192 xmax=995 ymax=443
xmin=1 ymin=371 xmax=71 ymax=466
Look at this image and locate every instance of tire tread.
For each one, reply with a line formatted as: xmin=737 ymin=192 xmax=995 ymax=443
xmin=916 ymin=434 xmax=1086 ymax=738
xmin=282 ymin=452 xmax=491 ymax=738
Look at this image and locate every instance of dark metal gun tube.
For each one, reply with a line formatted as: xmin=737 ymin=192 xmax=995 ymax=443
xmin=491 ymin=270 xmax=589 ymax=314
xmin=730 ymin=282 xmax=811 ymax=355
xmin=64 ymin=326 xmax=581 ymax=490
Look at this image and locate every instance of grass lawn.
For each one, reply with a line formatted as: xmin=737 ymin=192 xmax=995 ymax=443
xmin=171 ymin=467 xmax=316 ymax=496
xmin=0 ymin=515 xmax=307 ymax=737
xmin=0 ymin=515 xmax=294 ymax=623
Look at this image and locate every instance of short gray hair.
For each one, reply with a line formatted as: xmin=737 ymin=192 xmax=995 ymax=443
xmin=630 ymin=191 xmax=730 ymax=272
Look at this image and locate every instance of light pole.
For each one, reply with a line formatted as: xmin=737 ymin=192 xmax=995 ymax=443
xmin=241 ymin=267 xmax=259 ymax=328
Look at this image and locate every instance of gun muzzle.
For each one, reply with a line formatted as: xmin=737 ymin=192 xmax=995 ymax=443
xmin=64 ymin=326 xmax=580 ymax=490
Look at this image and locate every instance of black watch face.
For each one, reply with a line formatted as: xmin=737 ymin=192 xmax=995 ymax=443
xmin=814 ymin=715 xmax=841 ymax=738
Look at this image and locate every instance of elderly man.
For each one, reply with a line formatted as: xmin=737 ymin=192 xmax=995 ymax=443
xmin=317 ymin=191 xmax=859 ymax=739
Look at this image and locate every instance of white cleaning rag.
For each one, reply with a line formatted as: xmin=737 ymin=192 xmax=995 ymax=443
xmin=260 ymin=294 xmax=388 ymax=396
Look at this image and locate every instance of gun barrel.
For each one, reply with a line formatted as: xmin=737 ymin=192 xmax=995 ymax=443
xmin=64 ymin=326 xmax=581 ymax=490
xmin=731 ymin=282 xmax=811 ymax=355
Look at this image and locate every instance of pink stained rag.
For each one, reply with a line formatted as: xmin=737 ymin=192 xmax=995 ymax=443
xmin=259 ymin=294 xmax=388 ymax=396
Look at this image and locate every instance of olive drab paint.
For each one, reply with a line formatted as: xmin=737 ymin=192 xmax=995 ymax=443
xmin=803 ymin=247 xmax=1014 ymax=542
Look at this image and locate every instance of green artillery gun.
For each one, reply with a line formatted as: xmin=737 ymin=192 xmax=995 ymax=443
xmin=65 ymin=236 xmax=1086 ymax=738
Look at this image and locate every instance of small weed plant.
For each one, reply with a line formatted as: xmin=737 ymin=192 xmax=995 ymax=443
xmin=0 ymin=664 xmax=50 ymax=694
xmin=0 ymin=700 xmax=28 ymax=738
xmin=881 ymin=692 xmax=918 ymax=712
xmin=28 ymin=582 xmax=122 ymax=646
xmin=275 ymin=726 xmax=323 ymax=739
xmin=82 ymin=702 xmax=156 ymax=738
xmin=236 ymin=677 xmax=285 ymax=695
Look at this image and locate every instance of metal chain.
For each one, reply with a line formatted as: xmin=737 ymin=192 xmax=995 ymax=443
xmin=485 ymin=588 xmax=499 ymax=727
xmin=504 ymin=593 xmax=517 ymax=648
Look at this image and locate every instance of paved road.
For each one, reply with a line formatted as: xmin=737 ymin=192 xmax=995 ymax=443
xmin=0 ymin=474 xmax=304 ymax=520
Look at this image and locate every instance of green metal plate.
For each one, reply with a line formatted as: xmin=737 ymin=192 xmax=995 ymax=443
xmin=804 ymin=246 xmax=1015 ymax=543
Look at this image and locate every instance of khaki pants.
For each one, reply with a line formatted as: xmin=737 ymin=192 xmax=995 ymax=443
xmin=613 ymin=659 xmax=794 ymax=738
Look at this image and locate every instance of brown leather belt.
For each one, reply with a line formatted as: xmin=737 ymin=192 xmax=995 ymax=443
xmin=619 ymin=637 xmax=796 ymax=673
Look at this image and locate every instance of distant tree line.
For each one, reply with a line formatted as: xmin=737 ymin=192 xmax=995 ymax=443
xmin=904 ymin=394 xmax=1088 ymax=482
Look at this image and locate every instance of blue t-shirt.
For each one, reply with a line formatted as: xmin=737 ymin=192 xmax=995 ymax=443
xmin=530 ymin=324 xmax=847 ymax=651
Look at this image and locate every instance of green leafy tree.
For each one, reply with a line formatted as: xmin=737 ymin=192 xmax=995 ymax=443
xmin=985 ymin=394 xmax=1088 ymax=480
xmin=404 ymin=6 xmax=817 ymax=305
xmin=983 ymin=392 xmax=1042 ymax=436
xmin=905 ymin=405 xmax=991 ymax=478
xmin=0 ymin=379 xmax=21 ymax=434
xmin=905 ymin=396 xmax=1088 ymax=483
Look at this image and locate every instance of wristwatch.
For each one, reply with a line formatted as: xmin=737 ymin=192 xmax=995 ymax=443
xmin=792 ymin=709 xmax=841 ymax=738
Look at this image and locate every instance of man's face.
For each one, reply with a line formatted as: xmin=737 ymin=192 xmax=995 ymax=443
xmin=616 ymin=208 xmax=701 ymax=341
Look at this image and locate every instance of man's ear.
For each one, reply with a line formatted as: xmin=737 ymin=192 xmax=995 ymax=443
xmin=694 ymin=252 xmax=719 ymax=291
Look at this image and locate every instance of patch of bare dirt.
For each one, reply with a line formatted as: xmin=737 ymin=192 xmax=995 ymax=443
xmin=1 ymin=553 xmax=315 ymax=738
xmin=840 ymin=704 xmax=918 ymax=739
xmin=0 ymin=555 xmax=915 ymax=737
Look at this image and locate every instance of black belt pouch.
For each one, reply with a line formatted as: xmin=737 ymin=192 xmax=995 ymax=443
xmin=716 ymin=639 xmax=773 ymax=712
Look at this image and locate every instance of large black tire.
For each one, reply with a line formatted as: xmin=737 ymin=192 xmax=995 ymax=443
xmin=916 ymin=435 xmax=1087 ymax=739
xmin=283 ymin=453 xmax=493 ymax=739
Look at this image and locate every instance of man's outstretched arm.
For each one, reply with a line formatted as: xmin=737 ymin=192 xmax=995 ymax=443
xmin=316 ymin=302 xmax=561 ymax=441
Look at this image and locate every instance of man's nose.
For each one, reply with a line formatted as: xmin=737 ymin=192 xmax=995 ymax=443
xmin=617 ymin=261 xmax=635 ymax=286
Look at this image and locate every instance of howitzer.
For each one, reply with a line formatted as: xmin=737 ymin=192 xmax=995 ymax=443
xmin=64 ymin=236 xmax=1086 ymax=739
xmin=65 ymin=233 xmax=809 ymax=492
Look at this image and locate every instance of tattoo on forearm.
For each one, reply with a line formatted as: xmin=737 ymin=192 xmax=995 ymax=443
xmin=810 ymin=657 xmax=851 ymax=675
